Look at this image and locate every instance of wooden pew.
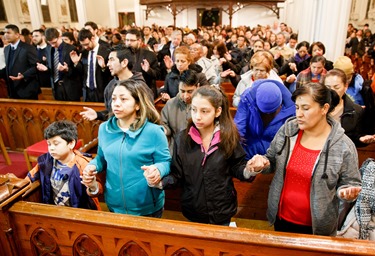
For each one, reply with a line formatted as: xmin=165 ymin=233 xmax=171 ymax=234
xmin=38 ymin=87 xmax=55 ymax=100
xmin=0 ymin=98 xmax=373 ymax=228
xmin=0 ymin=183 xmax=374 ymax=256
xmin=221 ymin=81 xmax=235 ymax=93
xmin=0 ymin=99 xmax=104 ymax=151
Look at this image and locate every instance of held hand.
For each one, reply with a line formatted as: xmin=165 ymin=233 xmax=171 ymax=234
xmin=36 ymin=62 xmax=48 ymax=71
xmin=80 ymin=107 xmax=98 ymax=121
xmin=163 ymin=55 xmax=173 ymax=69
xmin=245 ymin=154 xmax=270 ymax=173
xmin=141 ymin=59 xmax=150 ymax=72
xmin=9 ymin=73 xmax=24 ymax=81
xmin=338 ymin=186 xmax=362 ymax=201
xmin=69 ymin=50 xmax=81 ymax=64
xmin=81 ymin=165 xmax=98 ymax=190
xmin=142 ymin=165 xmax=161 ymax=186
xmin=96 ymin=55 xmax=105 ymax=68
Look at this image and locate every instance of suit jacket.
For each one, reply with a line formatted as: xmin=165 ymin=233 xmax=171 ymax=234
xmin=0 ymin=41 xmax=38 ymax=99
xmin=131 ymin=47 xmax=160 ymax=99
xmin=46 ymin=42 xmax=82 ymax=101
xmin=75 ymin=44 xmax=111 ymax=102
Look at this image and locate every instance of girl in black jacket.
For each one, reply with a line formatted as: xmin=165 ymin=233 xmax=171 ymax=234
xmin=153 ymin=85 xmax=253 ymax=225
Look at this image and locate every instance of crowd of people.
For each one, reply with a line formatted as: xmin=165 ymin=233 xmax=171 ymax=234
xmin=1 ymin=20 xmax=375 ymax=238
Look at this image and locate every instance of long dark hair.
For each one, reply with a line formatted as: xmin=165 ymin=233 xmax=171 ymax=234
xmin=187 ymin=85 xmax=239 ymax=158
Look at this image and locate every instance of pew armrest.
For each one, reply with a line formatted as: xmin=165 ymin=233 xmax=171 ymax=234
xmin=79 ymin=138 xmax=98 ymax=153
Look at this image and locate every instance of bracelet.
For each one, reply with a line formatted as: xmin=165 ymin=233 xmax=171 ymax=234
xmin=87 ymin=184 xmax=99 ymax=195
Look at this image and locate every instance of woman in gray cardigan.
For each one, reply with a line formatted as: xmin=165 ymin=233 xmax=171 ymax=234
xmin=246 ymin=82 xmax=361 ymax=236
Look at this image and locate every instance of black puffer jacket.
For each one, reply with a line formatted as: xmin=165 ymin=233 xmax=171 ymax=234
xmin=159 ymin=64 xmax=209 ymax=98
xmin=163 ymin=128 xmax=249 ymax=224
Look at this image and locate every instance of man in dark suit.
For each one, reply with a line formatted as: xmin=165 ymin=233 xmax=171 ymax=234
xmin=125 ymin=28 xmax=160 ymax=98
xmin=70 ymin=29 xmax=111 ymax=102
xmin=32 ymin=29 xmax=51 ymax=88
xmin=157 ymin=29 xmax=183 ymax=80
xmin=38 ymin=28 xmax=82 ymax=101
xmin=0 ymin=24 xmax=38 ymax=99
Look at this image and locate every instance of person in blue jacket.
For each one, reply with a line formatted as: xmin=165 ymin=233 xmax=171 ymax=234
xmin=234 ymin=79 xmax=295 ymax=160
xmin=82 ymin=79 xmax=171 ymax=217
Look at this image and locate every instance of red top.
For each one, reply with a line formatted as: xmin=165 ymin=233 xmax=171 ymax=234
xmin=278 ymin=130 xmax=320 ymax=226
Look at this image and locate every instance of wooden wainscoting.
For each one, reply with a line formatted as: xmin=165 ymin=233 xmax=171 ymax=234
xmin=0 ymin=99 xmax=104 ymax=151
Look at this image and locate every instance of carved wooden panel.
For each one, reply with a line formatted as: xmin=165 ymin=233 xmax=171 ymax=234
xmin=171 ymin=247 xmax=195 ymax=256
xmin=30 ymin=227 xmax=62 ymax=256
xmin=118 ymin=241 xmax=149 ymax=256
xmin=0 ymin=99 xmax=104 ymax=151
xmin=73 ymin=234 xmax=103 ymax=256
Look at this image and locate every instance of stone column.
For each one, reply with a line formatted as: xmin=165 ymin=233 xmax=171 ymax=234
xmin=108 ymin=0 xmax=118 ymax=28
xmin=26 ymin=0 xmax=43 ymax=29
xmin=75 ymin=0 xmax=88 ymax=28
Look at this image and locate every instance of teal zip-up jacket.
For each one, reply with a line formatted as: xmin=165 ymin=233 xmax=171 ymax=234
xmin=90 ymin=116 xmax=171 ymax=215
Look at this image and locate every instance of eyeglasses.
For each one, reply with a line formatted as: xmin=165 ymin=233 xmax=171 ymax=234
xmin=125 ymin=39 xmax=137 ymax=42
xmin=253 ymin=68 xmax=267 ymax=74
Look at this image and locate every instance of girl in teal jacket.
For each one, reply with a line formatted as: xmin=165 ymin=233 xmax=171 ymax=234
xmin=83 ymin=80 xmax=171 ymax=217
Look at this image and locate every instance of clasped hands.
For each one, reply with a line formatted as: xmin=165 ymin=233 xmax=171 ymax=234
xmin=245 ymin=154 xmax=270 ymax=174
xmin=142 ymin=165 xmax=161 ymax=188
xmin=81 ymin=165 xmax=98 ymax=193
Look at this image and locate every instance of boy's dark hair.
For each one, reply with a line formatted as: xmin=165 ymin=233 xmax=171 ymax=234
xmin=5 ymin=24 xmax=20 ymax=34
xmin=44 ymin=120 xmax=78 ymax=144
xmin=78 ymin=28 xmax=93 ymax=42
xmin=45 ymin=28 xmax=60 ymax=41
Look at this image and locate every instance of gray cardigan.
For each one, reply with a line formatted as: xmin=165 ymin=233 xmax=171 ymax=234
xmin=263 ymin=116 xmax=361 ymax=236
